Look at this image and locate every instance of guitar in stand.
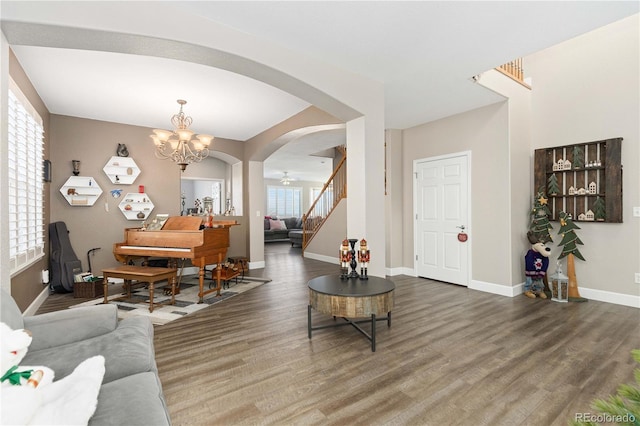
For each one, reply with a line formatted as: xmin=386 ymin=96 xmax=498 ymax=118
xmin=49 ymin=222 xmax=82 ymax=293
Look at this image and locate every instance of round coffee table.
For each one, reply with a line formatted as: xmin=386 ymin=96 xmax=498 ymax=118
xmin=307 ymin=274 xmax=395 ymax=352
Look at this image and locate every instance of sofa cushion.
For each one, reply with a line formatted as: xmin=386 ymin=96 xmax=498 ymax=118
xmin=269 ymin=219 xmax=287 ymax=230
xmin=23 ymin=316 xmax=156 ymax=384
xmin=89 ymin=372 xmax=171 ymax=426
xmin=1 ymin=288 xmax=25 ymax=330
xmin=283 ymin=217 xmax=299 ymax=230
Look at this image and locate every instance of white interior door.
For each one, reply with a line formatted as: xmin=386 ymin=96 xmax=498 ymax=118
xmin=415 ymin=154 xmax=469 ymax=286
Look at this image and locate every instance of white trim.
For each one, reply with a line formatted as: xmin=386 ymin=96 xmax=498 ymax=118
xmin=23 ymin=286 xmax=50 ymax=317
xmin=578 ymin=287 xmax=640 ymax=309
xmin=248 ymin=260 xmax=265 ymax=270
xmin=468 ymin=279 xmax=639 ymax=308
xmin=469 ymin=280 xmax=522 ymax=297
xmin=413 ymin=151 xmax=472 ymax=287
xmin=386 ymin=266 xmax=411 ymax=276
xmin=303 ymin=252 xmax=339 ymax=265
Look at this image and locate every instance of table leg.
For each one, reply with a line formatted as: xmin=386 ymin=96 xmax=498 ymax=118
xmin=371 ymin=314 xmax=376 ymax=352
xmin=170 ymin=276 xmax=176 ymax=306
xmin=148 ymin=281 xmax=154 ymax=313
xmin=308 ymin=305 xmax=312 ymax=339
xmin=103 ymin=275 xmax=109 ymax=305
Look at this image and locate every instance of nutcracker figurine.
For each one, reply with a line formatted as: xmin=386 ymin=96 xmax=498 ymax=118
xmin=339 ymin=238 xmax=351 ymax=279
xmin=358 ymin=238 xmax=370 ymax=280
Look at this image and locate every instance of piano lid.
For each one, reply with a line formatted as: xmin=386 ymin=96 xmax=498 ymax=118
xmin=162 ymin=216 xmax=203 ymax=231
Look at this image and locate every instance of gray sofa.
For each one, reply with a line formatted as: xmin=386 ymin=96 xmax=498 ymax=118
xmin=264 ymin=217 xmax=302 ymax=242
xmin=1 ymin=289 xmax=171 ymax=425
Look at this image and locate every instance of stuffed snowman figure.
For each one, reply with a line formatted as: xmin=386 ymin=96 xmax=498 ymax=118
xmin=0 ymin=322 xmax=105 ymax=425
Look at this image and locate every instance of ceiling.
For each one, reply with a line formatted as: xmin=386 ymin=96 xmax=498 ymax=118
xmin=2 ymin=1 xmax=638 ymax=182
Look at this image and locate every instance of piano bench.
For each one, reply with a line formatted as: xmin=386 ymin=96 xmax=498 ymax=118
xmin=102 ymin=266 xmax=178 ymax=313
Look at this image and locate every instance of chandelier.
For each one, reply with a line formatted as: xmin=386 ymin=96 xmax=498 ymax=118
xmin=150 ymin=99 xmax=214 ymax=171
xmin=281 ymin=171 xmax=292 ymax=185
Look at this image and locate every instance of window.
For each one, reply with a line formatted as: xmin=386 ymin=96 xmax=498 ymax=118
xmin=267 ymin=186 xmax=301 ymax=217
xmin=8 ymin=80 xmax=45 ymax=275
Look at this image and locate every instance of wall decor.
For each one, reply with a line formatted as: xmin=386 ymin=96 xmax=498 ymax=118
xmin=534 ymin=137 xmax=622 ymax=223
xmin=60 ymin=176 xmax=103 ymax=206
xmin=103 ymin=156 xmax=140 ymax=185
xmin=43 ymin=159 xmax=51 ymax=182
xmin=118 ymin=192 xmax=155 ymax=220
xmin=116 ymin=143 xmax=129 ymax=157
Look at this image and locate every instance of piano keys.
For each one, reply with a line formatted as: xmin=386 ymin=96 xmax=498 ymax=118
xmin=113 ymin=216 xmax=238 ymax=303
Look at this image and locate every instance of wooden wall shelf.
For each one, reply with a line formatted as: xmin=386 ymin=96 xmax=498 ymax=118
xmin=534 ymin=137 xmax=622 ymax=223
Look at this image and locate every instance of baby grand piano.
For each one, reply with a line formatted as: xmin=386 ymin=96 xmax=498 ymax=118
xmin=113 ymin=216 xmax=238 ymax=303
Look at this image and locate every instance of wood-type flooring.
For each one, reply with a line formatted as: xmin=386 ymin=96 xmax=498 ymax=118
xmin=37 ymin=243 xmax=640 ymax=425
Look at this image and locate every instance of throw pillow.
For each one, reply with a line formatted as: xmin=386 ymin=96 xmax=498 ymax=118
xmin=269 ymin=219 xmax=283 ymax=230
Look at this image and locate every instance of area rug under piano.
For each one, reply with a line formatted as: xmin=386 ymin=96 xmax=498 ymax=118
xmin=70 ymin=274 xmax=271 ymax=325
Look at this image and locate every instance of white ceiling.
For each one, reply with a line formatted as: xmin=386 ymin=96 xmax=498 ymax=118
xmin=2 ymin=1 xmax=638 ymax=182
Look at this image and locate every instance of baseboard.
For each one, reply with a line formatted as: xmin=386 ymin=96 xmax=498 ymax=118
xmin=578 ymin=287 xmax=640 ymax=308
xmin=469 ymin=280 xmax=521 ymax=297
xmin=303 ymin=252 xmax=339 ymax=265
xmin=386 ymin=266 xmax=414 ymax=276
xmin=180 ymin=263 xmax=266 ymax=275
xmin=469 ymin=279 xmax=639 ymax=308
xmin=23 ymin=286 xmax=50 ymax=316
xmin=248 ymin=260 xmax=265 ymax=270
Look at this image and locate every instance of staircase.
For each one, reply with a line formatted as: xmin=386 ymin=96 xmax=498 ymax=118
xmin=495 ymin=58 xmax=531 ymax=89
xmin=301 ymin=146 xmax=347 ymax=252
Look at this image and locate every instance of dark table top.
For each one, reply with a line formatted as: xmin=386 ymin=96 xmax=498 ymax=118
xmin=308 ymin=274 xmax=395 ymax=297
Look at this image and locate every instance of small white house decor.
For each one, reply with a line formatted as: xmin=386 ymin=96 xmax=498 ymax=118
xmin=549 ymin=266 xmax=569 ymax=303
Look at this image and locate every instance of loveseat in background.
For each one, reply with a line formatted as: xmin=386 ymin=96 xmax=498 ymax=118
xmin=264 ymin=217 xmax=302 ymax=242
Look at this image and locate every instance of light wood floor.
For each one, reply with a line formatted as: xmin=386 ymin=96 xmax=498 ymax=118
xmin=37 ymin=243 xmax=640 ymax=425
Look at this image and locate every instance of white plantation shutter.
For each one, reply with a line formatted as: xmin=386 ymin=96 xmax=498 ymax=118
xmin=8 ymin=81 xmax=45 ymax=275
xmin=266 ymin=185 xmax=301 ymax=217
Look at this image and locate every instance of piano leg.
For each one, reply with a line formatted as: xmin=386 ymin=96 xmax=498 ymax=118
xmin=149 ymin=281 xmax=155 ymax=313
xmin=197 ymin=253 xmax=223 ymax=303
xmin=168 ymin=258 xmax=180 ymax=296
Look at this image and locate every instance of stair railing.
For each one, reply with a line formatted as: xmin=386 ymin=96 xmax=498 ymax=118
xmin=302 ymin=152 xmax=347 ymax=252
xmin=495 ymin=58 xmax=531 ymax=89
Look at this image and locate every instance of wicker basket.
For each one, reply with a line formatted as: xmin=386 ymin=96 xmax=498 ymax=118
xmin=73 ymin=280 xmax=104 ymax=298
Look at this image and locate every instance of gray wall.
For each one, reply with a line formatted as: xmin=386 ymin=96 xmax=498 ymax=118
xmin=49 ymin=115 xmax=182 ymax=275
xmin=396 ymin=14 xmax=639 ymax=303
xmin=402 ymin=103 xmax=511 ymax=286
xmin=527 ymin=14 xmax=639 ymax=298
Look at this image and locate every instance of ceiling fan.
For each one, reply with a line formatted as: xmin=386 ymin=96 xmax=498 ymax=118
xmin=280 ymin=172 xmax=292 ymax=185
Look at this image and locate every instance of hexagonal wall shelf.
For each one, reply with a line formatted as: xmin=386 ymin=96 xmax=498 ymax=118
xmin=103 ymin=156 xmax=141 ymax=185
xmin=118 ymin=193 xmax=154 ymax=220
xmin=60 ymin=176 xmax=103 ymax=206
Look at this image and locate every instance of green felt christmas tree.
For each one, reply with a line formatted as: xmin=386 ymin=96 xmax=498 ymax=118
xmin=547 ymin=173 xmax=560 ymax=195
xmin=593 ymin=196 xmax=606 ymax=221
xmin=558 ymin=211 xmax=586 ymax=301
xmin=529 ymin=189 xmax=553 ymax=243
xmin=572 ymin=145 xmax=585 ymax=169
xmin=558 ymin=211 xmax=585 ymax=261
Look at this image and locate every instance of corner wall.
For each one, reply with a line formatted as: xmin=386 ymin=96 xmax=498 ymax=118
xmin=527 ymin=14 xmax=639 ymax=304
xmin=402 ymin=102 xmax=512 ymax=287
